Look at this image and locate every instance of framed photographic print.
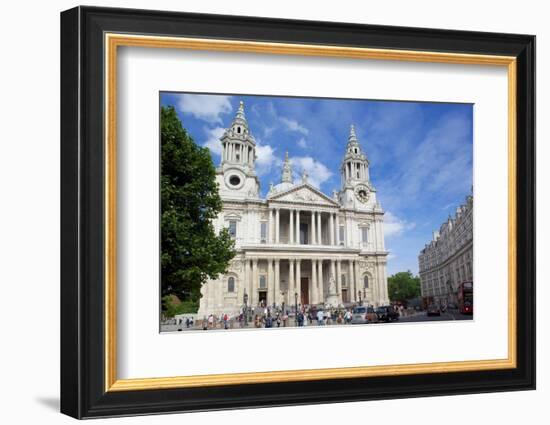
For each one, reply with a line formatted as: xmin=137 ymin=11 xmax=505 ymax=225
xmin=60 ymin=6 xmax=535 ymax=419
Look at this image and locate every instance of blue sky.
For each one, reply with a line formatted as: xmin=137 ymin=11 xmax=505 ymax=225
xmin=160 ymin=92 xmax=473 ymax=276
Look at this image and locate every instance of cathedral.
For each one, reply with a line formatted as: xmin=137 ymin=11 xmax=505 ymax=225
xmin=198 ymin=101 xmax=389 ymax=317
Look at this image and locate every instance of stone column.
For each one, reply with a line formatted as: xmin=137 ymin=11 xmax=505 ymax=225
xmin=268 ymin=208 xmax=273 ymax=243
xmin=289 ymin=259 xmax=295 ymax=306
xmin=275 ymin=208 xmax=280 ymax=244
xmin=330 ymin=259 xmax=336 ymax=287
xmin=268 ymin=258 xmax=274 ymax=305
xmin=252 ymin=258 xmax=258 ymax=307
xmin=289 ymin=210 xmax=294 ymax=244
xmin=243 ymin=258 xmax=250 ymax=301
xmin=311 ymin=259 xmax=318 ymax=304
xmin=335 ymin=214 xmax=340 ymax=245
xmin=296 ymin=259 xmax=302 ymax=304
xmin=354 ymin=259 xmax=361 ymax=303
xmin=318 ymin=259 xmax=324 ymax=303
xmin=329 ymin=213 xmax=335 ymax=245
xmin=295 ymin=210 xmax=300 ymax=244
xmin=349 ymin=259 xmax=355 ymax=303
xmin=311 ymin=210 xmax=316 ymax=244
xmin=336 ymin=259 xmax=342 ymax=303
xmin=317 ymin=211 xmax=322 ymax=245
xmin=274 ymin=258 xmax=280 ymax=307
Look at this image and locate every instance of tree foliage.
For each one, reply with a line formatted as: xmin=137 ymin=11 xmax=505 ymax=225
xmin=161 ymin=295 xmax=200 ymax=318
xmin=161 ymin=106 xmax=235 ymax=304
xmin=388 ymin=271 xmax=421 ymax=303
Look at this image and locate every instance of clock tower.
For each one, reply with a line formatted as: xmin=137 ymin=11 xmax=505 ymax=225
xmin=217 ymin=101 xmax=260 ymax=200
xmin=339 ymin=125 xmax=375 ymax=210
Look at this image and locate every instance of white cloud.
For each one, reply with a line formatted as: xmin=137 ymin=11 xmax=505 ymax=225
xmin=297 ymin=138 xmax=308 ymax=149
xmin=255 ymin=138 xmax=281 ymax=177
xmin=384 ymin=211 xmax=416 ymax=238
xmin=279 ymin=117 xmax=309 ymax=135
xmin=178 ymin=94 xmax=232 ymax=124
xmin=291 ymin=156 xmax=332 ymax=189
xmin=203 ymin=127 xmax=225 ymax=156
xmin=264 ymin=102 xmax=309 ymax=136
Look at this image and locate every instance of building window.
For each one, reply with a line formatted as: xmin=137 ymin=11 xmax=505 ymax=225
xmin=341 ymin=274 xmax=347 ymax=287
xmin=227 ymin=277 xmax=235 ymax=293
xmin=363 ymin=275 xmax=369 ymax=288
xmin=228 ymin=220 xmax=237 ymax=239
xmin=361 ymin=227 xmax=368 ymax=246
xmin=259 ymin=275 xmax=266 ymax=289
xmin=339 ymin=225 xmax=345 ymax=245
xmin=237 ymin=126 xmax=241 ymax=134
xmin=260 ymin=222 xmax=267 ymax=242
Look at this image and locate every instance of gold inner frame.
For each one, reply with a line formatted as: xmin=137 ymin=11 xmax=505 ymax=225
xmin=104 ymin=33 xmax=517 ymax=392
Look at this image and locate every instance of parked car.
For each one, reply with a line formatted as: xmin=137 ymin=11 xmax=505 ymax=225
xmin=375 ymin=305 xmax=399 ymax=322
xmin=427 ymin=303 xmax=441 ymax=316
xmin=351 ymin=306 xmax=369 ymax=324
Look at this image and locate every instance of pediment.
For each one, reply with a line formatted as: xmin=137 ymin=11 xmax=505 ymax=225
xmin=269 ymin=184 xmax=339 ymax=207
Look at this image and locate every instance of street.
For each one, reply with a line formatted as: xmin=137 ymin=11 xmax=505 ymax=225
xmin=399 ymin=309 xmax=473 ymax=322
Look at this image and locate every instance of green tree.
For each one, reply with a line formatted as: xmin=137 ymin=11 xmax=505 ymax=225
xmin=160 ymin=106 xmax=235 ymax=306
xmin=388 ymin=271 xmax=421 ymax=303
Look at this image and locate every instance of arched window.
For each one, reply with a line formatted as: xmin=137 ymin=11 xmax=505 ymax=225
xmin=228 ymin=277 xmax=235 ymax=293
xmin=363 ymin=275 xmax=369 ymax=289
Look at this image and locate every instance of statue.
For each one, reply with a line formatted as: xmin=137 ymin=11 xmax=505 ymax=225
xmin=325 ymin=275 xmax=339 ymax=307
xmin=328 ymin=275 xmax=337 ymax=294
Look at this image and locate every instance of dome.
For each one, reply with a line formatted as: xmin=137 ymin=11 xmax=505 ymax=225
xmin=268 ymin=181 xmax=295 ymax=197
xmin=272 ymin=181 xmax=294 ymax=193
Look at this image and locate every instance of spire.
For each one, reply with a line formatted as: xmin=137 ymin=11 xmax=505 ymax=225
xmin=281 ymin=151 xmax=293 ymax=183
xmin=235 ymin=100 xmax=246 ymax=122
xmin=229 ymin=100 xmax=249 ymax=134
xmin=346 ymin=124 xmax=361 ymax=154
xmin=349 ymin=124 xmax=357 ymax=142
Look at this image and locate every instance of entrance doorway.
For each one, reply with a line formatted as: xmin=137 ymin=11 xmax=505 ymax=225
xmin=342 ymin=288 xmax=349 ymax=303
xmin=258 ymin=290 xmax=267 ymax=306
xmin=300 ymin=277 xmax=309 ymax=305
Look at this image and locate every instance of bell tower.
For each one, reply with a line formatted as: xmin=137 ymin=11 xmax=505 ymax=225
xmin=217 ymin=101 xmax=260 ymax=199
xmin=339 ymin=125 xmax=374 ymax=209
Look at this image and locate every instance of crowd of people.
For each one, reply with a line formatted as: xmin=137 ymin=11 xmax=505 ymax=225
xmin=166 ymin=303 xmax=424 ymax=331
xmin=192 ymin=303 xmax=363 ymax=330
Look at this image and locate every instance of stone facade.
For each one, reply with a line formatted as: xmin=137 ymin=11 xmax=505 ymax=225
xmin=418 ymin=194 xmax=473 ymax=305
xmin=198 ymin=101 xmax=390 ymax=316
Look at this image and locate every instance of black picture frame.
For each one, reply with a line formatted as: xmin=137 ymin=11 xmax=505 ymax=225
xmin=60 ymin=5 xmax=535 ymax=419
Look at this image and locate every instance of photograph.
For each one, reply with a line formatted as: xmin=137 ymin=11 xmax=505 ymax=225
xmin=159 ymin=92 xmax=474 ymax=332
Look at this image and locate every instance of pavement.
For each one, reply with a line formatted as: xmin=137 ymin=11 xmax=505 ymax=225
xmin=160 ymin=309 xmax=473 ymax=332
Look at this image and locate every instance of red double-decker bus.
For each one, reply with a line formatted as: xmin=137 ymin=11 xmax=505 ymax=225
xmin=457 ymin=281 xmax=473 ymax=314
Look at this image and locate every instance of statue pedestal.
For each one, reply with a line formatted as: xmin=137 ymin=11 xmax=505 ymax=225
xmin=325 ymin=293 xmax=340 ymax=308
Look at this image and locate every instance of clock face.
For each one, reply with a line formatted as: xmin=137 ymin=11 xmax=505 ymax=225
xmin=354 ymin=185 xmax=370 ymax=203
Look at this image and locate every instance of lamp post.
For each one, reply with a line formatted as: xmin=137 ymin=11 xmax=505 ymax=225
xmin=358 ymin=290 xmax=363 ymax=306
xmin=281 ymin=290 xmax=286 ymax=314
xmin=294 ymin=292 xmax=298 ymax=326
xmin=243 ymin=292 xmax=248 ymax=327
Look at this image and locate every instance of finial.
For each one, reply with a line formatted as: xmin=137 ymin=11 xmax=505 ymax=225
xmin=233 ymin=100 xmax=247 ymax=124
xmin=281 ymin=151 xmax=293 ymax=183
xmin=349 ymin=124 xmax=357 ymax=140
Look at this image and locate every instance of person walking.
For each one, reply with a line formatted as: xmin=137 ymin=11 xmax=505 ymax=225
xmin=265 ymin=313 xmax=273 ymax=328
xmin=317 ymin=309 xmax=325 ymax=326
